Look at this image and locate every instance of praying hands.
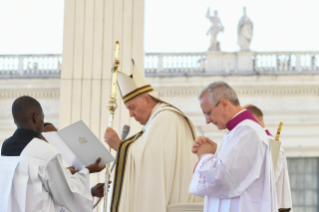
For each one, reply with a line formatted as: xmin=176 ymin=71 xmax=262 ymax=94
xmin=192 ymin=136 xmax=217 ymax=157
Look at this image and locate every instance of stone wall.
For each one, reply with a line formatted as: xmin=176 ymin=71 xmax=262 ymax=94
xmin=1 ymin=74 xmax=318 ymax=158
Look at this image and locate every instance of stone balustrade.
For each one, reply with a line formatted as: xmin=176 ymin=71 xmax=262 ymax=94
xmin=0 ymin=54 xmax=62 ymax=78
xmin=145 ymin=51 xmax=319 ymax=76
xmin=1 ymin=52 xmax=318 ymax=78
xmin=254 ymin=52 xmax=319 ymax=73
xmin=145 ymin=53 xmax=205 ymax=76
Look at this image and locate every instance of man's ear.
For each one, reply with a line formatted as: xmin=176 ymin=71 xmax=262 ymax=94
xmin=220 ymin=98 xmax=227 ymax=107
xmin=220 ymin=98 xmax=230 ymax=110
xmin=144 ymin=94 xmax=152 ymax=104
xmin=32 ymin=113 xmax=38 ymax=124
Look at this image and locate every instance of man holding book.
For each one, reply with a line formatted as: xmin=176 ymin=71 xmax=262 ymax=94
xmin=0 ymin=96 xmax=106 ymax=212
xmin=104 ymin=60 xmax=203 ymax=212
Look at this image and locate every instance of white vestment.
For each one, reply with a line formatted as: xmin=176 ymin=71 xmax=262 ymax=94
xmin=0 ymin=138 xmax=93 ymax=212
xmin=115 ymin=103 xmax=203 ymax=212
xmin=269 ymin=135 xmax=292 ymax=209
xmin=189 ymin=119 xmax=278 ymax=212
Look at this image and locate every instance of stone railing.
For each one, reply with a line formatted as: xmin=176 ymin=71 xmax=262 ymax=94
xmin=254 ymin=52 xmax=319 ymax=73
xmin=1 ymin=52 xmax=318 ymax=78
xmin=0 ymin=54 xmax=62 ymax=78
xmin=145 ymin=51 xmax=319 ymax=76
xmin=145 ymin=53 xmax=206 ymax=76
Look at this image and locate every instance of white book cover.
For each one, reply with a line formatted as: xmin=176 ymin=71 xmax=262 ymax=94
xmin=43 ymin=120 xmax=114 ymax=170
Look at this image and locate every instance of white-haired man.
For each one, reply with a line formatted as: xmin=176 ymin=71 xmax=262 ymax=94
xmin=104 ymin=60 xmax=203 ymax=212
xmin=244 ymin=104 xmax=292 ymax=211
xmin=189 ymin=81 xmax=278 ymax=212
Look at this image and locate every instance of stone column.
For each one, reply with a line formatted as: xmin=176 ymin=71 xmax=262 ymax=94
xmin=60 ymin=0 xmax=144 ymax=211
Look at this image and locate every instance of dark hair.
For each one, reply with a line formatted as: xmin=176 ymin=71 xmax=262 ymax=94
xmin=246 ymin=105 xmax=263 ymax=119
xmin=44 ymin=122 xmax=54 ymax=127
xmin=12 ymin=96 xmax=42 ymax=126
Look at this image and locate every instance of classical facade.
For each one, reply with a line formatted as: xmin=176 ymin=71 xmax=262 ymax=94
xmin=1 ymin=51 xmax=319 ymax=211
xmin=1 ymin=5 xmax=319 ymax=211
xmin=1 ymin=52 xmax=319 ymax=156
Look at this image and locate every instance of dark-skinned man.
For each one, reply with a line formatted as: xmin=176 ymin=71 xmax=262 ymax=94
xmin=0 ymin=96 xmax=106 ymax=212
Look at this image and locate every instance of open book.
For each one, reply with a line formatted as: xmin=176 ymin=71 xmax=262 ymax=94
xmin=42 ymin=120 xmax=114 ymax=170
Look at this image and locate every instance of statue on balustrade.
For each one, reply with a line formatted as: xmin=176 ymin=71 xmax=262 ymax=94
xmin=206 ymin=8 xmax=224 ymax=51
xmin=237 ymin=7 xmax=253 ymax=51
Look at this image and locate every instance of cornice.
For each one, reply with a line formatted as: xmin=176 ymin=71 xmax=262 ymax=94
xmin=157 ymin=85 xmax=319 ymax=97
xmin=0 ymin=90 xmax=60 ymax=98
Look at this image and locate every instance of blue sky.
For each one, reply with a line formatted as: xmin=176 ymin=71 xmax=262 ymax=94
xmin=1 ymin=0 xmax=319 ymax=54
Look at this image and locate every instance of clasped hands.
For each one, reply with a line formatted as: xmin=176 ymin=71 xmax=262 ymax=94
xmin=192 ymin=136 xmax=217 ymax=157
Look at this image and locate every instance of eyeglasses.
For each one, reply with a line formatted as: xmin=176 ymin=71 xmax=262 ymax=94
xmin=203 ymin=100 xmax=220 ymax=119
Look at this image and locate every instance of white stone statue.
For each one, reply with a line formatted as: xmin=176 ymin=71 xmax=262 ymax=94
xmin=206 ymin=8 xmax=224 ymax=51
xmin=237 ymin=7 xmax=253 ymax=51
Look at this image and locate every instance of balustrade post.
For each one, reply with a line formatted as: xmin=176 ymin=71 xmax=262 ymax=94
xmin=57 ymin=59 xmax=61 ymax=73
xmin=311 ymin=55 xmax=315 ymax=71
xmin=288 ymin=55 xmax=291 ymax=71
xmin=18 ymin=56 xmax=24 ymax=75
xmin=254 ymin=54 xmax=260 ymax=72
xmin=200 ymin=56 xmax=205 ymax=72
xmin=157 ymin=55 xmax=163 ymax=73
xmin=284 ymin=56 xmax=288 ymax=71
xmin=295 ymin=53 xmax=301 ymax=72
xmin=276 ymin=55 xmax=281 ymax=71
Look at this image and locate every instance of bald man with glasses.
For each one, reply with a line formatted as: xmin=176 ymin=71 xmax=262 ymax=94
xmin=189 ymin=81 xmax=278 ymax=212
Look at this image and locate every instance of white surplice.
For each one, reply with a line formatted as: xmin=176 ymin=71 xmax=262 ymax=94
xmin=117 ymin=103 xmax=203 ymax=212
xmin=270 ymin=136 xmax=292 ymax=210
xmin=0 ymin=138 xmax=93 ymax=212
xmin=189 ymin=119 xmax=278 ymax=212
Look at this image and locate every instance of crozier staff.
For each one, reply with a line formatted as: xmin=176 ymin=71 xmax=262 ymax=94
xmin=0 ymin=96 xmax=106 ymax=212
xmin=189 ymin=82 xmax=278 ymax=212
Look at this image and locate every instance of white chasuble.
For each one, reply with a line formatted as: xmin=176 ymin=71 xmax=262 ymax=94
xmin=0 ymin=138 xmax=93 ymax=212
xmin=111 ymin=103 xmax=203 ymax=212
xmin=189 ymin=110 xmax=278 ymax=212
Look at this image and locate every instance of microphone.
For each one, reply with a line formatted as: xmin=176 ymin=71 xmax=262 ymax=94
xmin=111 ymin=125 xmax=130 ymax=172
xmin=120 ymin=125 xmax=130 ymax=141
